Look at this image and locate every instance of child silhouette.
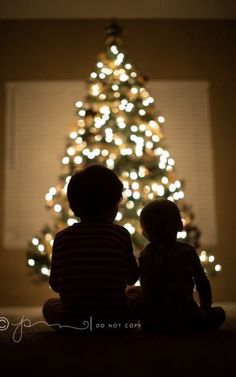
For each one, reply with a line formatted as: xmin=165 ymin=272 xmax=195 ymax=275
xmin=43 ymin=164 xmax=140 ymax=331
xmin=139 ymin=199 xmax=225 ymax=332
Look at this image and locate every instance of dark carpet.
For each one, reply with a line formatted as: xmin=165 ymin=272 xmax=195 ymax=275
xmin=0 ymin=304 xmax=236 ymax=376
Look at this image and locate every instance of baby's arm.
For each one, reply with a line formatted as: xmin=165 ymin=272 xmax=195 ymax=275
xmin=192 ymin=248 xmax=212 ymax=310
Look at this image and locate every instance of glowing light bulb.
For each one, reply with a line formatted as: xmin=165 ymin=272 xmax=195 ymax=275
xmin=115 ymin=212 xmax=122 ymax=221
xmin=106 ymin=159 xmax=114 ymax=169
xmin=54 ymin=204 xmax=62 ymax=213
xmin=168 ymin=158 xmax=175 ymax=166
xmin=67 ymin=218 xmax=78 ymax=226
xmin=130 ymin=172 xmax=138 ymax=180
xmin=111 ymin=45 xmax=119 ymax=55
xmin=114 ymin=53 xmax=124 ymax=66
xmin=91 ymin=84 xmax=100 ymax=96
xmin=38 ymin=244 xmax=45 ymax=252
xmin=112 ymin=84 xmax=119 ymax=91
xmin=101 ymin=149 xmax=109 ymax=156
xmin=149 ymin=120 xmax=157 ymax=128
xmin=162 ymin=176 xmax=168 ymax=184
xmin=75 ymin=101 xmax=83 ymax=108
xmin=124 ymin=223 xmax=135 ymax=234
xmin=115 ymin=138 xmax=123 ymax=146
xmin=139 ymin=124 xmax=146 ymax=132
xmin=99 ymin=93 xmax=106 ymax=100
xmin=32 ymin=238 xmax=39 ymax=246
xmin=97 ymin=62 xmax=103 ymax=68
xmin=28 ymin=259 xmax=35 ymax=267
xmin=67 ymin=147 xmax=75 ymax=156
xmin=62 ymin=156 xmax=70 ymax=164
xmin=200 ymin=251 xmax=207 ymax=262
xmin=152 ymin=135 xmax=159 ymax=142
xmin=173 ymin=192 xmax=180 ymax=200
xmin=95 ymin=135 xmax=102 ymax=141
xmin=78 ymin=109 xmax=86 ymax=117
xmin=133 ymin=191 xmax=140 ymax=200
xmin=215 ymin=264 xmax=222 ymax=272
xmin=126 ymin=103 xmax=134 ymax=112
xmin=178 ymin=191 xmax=184 ymax=199
xmin=120 ymin=73 xmax=129 ymax=82
xmin=158 ymin=116 xmax=165 ymax=123
xmin=74 ymin=156 xmax=82 ymax=164
xmin=131 ymin=87 xmax=138 ymax=94
xmin=126 ymin=201 xmax=134 ymax=209
xmin=124 ymin=189 xmax=132 ymax=198
xmin=69 ymin=131 xmax=77 ymax=139
xmin=41 ymin=267 xmax=50 ymax=276
xmin=146 ymin=141 xmax=153 ymax=149
xmin=49 ymin=187 xmax=57 ymax=195
xmin=139 ymin=109 xmax=146 ymax=116
xmin=90 ymin=72 xmax=97 ymax=78
xmin=132 ymin=182 xmax=139 ymax=190
xmin=169 ymin=184 xmax=176 ymax=192
xmin=131 ymin=125 xmax=138 ymax=132
xmin=125 ymin=63 xmax=132 ymax=69
xmin=209 ymin=255 xmax=215 ymax=263
xmin=145 ymin=130 xmax=152 ymax=137
xmin=45 ymin=193 xmax=53 ymax=201
xmin=175 ymin=180 xmax=181 ymax=188
xmin=157 ymin=185 xmax=165 ymax=197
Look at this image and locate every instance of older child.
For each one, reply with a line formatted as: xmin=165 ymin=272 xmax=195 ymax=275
xmin=139 ymin=199 xmax=225 ymax=332
xmin=43 ymin=164 xmax=140 ymax=330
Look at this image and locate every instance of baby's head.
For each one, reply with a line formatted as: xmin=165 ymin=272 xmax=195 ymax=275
xmin=67 ymin=164 xmax=123 ymax=222
xmin=140 ymin=199 xmax=183 ymax=243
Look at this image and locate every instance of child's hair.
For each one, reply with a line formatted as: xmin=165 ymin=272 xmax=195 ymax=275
xmin=67 ymin=164 xmax=123 ymax=219
xmin=140 ymin=199 xmax=183 ymax=242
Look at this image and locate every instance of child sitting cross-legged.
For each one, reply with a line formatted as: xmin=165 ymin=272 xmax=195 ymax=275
xmin=43 ymin=164 xmax=140 ymax=332
xmin=139 ymin=199 xmax=225 ymax=333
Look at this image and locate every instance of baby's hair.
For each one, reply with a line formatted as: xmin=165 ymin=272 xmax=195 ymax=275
xmin=140 ymin=199 xmax=183 ymax=242
xmin=67 ymin=164 xmax=123 ymax=219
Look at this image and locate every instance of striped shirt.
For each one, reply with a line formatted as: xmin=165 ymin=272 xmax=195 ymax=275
xmin=49 ymin=222 xmax=139 ymax=320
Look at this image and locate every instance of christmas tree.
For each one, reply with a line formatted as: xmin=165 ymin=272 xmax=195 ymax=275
xmin=26 ymin=20 xmax=221 ymax=280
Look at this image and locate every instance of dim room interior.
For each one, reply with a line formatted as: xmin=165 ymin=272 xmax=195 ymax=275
xmin=0 ymin=1 xmax=236 ymax=375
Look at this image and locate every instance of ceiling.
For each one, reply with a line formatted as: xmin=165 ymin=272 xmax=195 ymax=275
xmin=1 ymin=0 xmax=236 ymax=19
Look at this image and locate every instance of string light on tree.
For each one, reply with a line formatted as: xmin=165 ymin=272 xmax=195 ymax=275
xmin=26 ymin=19 xmax=221 ymax=279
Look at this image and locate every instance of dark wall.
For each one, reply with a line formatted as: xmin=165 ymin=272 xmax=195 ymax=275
xmin=0 ymin=19 xmax=236 ymax=305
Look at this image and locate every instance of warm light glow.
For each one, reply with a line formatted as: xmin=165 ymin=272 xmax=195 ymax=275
xmin=32 ymin=238 xmax=39 ymax=246
xmin=124 ymin=223 xmax=135 ymax=234
xmin=78 ymin=109 xmax=86 ymax=117
xmin=158 ymin=115 xmax=165 ymax=123
xmin=54 ymin=204 xmax=62 ymax=213
xmin=38 ymin=244 xmax=45 ymax=252
xmin=74 ymin=156 xmax=82 ymax=164
xmin=111 ymin=45 xmax=119 ymax=55
xmin=115 ymin=212 xmax=123 ymax=221
xmin=41 ymin=267 xmax=50 ymax=276
xmin=70 ymin=131 xmax=77 ymax=139
xmin=75 ymin=101 xmax=83 ymax=108
xmin=67 ymin=218 xmax=78 ymax=226
xmin=28 ymin=259 xmax=35 ymax=267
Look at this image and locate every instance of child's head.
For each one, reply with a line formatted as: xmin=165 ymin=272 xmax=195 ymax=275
xmin=67 ymin=164 xmax=123 ymax=222
xmin=140 ymin=199 xmax=183 ymax=243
